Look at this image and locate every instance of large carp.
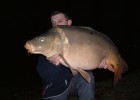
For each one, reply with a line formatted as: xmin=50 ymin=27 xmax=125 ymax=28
xmin=24 ymin=26 xmax=128 ymax=86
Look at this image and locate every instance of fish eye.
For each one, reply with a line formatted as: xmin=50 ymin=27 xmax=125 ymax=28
xmin=39 ymin=37 xmax=45 ymax=42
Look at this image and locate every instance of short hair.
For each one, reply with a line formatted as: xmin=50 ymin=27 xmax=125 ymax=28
xmin=50 ymin=11 xmax=71 ymax=20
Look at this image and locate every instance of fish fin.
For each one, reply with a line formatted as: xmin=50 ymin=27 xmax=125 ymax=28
xmin=59 ymin=54 xmax=91 ymax=83
xmin=70 ymin=69 xmax=78 ymax=75
xmin=59 ymin=54 xmax=71 ymax=68
xmin=82 ymin=26 xmax=95 ymax=31
xmin=76 ymin=68 xmax=91 ymax=83
xmin=107 ymin=65 xmax=114 ymax=72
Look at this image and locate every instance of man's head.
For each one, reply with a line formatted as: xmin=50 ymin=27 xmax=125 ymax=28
xmin=50 ymin=11 xmax=72 ymax=27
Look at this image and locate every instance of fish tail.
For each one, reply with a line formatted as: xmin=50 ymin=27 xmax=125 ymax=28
xmin=113 ymin=57 xmax=128 ymax=86
xmin=121 ymin=58 xmax=128 ymax=73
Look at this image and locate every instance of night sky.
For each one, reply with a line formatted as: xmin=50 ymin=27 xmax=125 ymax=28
xmin=0 ymin=0 xmax=139 ymax=98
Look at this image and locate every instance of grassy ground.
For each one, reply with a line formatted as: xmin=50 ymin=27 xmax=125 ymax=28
xmin=1 ymin=63 xmax=140 ymax=100
xmin=95 ymin=69 xmax=140 ymax=100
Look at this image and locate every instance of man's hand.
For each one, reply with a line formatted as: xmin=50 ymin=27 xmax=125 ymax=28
xmin=47 ymin=54 xmax=61 ymax=65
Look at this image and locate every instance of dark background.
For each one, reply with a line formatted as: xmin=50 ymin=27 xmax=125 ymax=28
xmin=0 ymin=0 xmax=139 ymax=99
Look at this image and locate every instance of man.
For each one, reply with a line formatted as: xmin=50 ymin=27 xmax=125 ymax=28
xmin=36 ymin=11 xmax=95 ymax=100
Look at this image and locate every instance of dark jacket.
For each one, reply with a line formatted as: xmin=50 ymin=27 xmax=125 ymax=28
xmin=36 ymin=55 xmax=72 ymax=98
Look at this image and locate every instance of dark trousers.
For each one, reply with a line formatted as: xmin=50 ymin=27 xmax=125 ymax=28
xmin=43 ymin=71 xmax=95 ymax=100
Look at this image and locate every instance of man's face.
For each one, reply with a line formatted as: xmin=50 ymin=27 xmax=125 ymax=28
xmin=51 ymin=13 xmax=71 ymax=27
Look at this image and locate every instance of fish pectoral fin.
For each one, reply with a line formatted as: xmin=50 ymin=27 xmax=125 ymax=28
xmin=59 ymin=54 xmax=91 ymax=83
xmin=70 ymin=69 xmax=78 ymax=75
xmin=76 ymin=68 xmax=91 ymax=83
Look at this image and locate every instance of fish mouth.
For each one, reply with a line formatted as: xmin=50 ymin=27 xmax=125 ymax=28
xmin=24 ymin=41 xmax=33 ymax=54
